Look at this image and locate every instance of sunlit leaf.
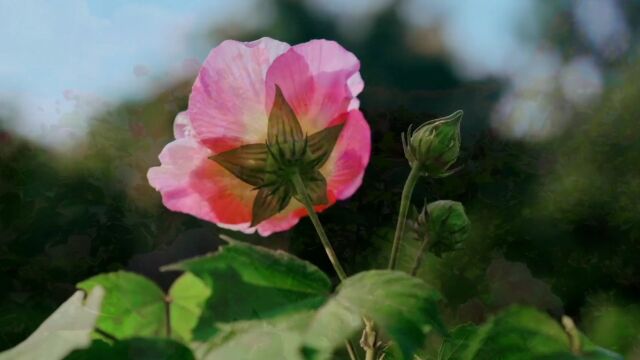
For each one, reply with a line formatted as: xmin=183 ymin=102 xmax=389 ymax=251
xmin=168 ymin=272 xmax=211 ymax=342
xmin=302 ymin=270 xmax=445 ymax=360
xmin=77 ymin=272 xmax=166 ymax=339
xmin=164 ymin=241 xmax=332 ymax=341
xmin=0 ymin=287 xmax=104 ymax=360
xmin=76 ymin=271 xmax=208 ymax=342
xmin=197 ymin=312 xmax=313 ymax=360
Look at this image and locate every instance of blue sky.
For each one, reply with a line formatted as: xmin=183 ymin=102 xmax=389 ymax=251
xmin=0 ymin=0 xmax=534 ymax=148
xmin=0 ymin=0 xmax=624 ymax=147
xmin=0 ymin=0 xmax=263 ymax=147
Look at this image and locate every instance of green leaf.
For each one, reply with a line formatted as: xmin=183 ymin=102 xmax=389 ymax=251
xmin=76 ymin=271 xmax=209 ymax=342
xmin=438 ymin=307 xmax=623 ymax=360
xmin=306 ymin=123 xmax=344 ymax=168
xmin=77 ymin=272 xmax=166 ymax=339
xmin=300 ymin=296 xmax=361 ymax=360
xmin=210 ymin=143 xmax=268 ymax=187
xmin=268 ymin=85 xmax=303 ymax=145
xmin=164 ymin=241 xmax=332 ymax=340
xmin=303 ymin=270 xmax=445 ymax=360
xmin=168 ymin=272 xmax=211 ymax=342
xmin=197 ymin=312 xmax=313 ymax=360
xmin=0 ymin=287 xmax=104 ymax=360
xmin=64 ymin=338 xmax=194 ymax=360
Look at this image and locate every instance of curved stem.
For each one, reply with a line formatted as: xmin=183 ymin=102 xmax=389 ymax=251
xmin=388 ymin=166 xmax=421 ymax=270
xmin=292 ymin=173 xmax=357 ymax=359
xmin=291 ymin=173 xmax=347 ymax=281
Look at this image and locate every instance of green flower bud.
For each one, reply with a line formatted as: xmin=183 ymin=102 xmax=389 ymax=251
xmin=403 ymin=110 xmax=463 ymax=177
xmin=426 ymin=200 xmax=469 ymax=256
xmin=407 ymin=200 xmax=470 ymax=257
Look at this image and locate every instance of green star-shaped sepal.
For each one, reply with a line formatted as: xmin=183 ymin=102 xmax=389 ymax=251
xmin=210 ymin=85 xmax=344 ymax=227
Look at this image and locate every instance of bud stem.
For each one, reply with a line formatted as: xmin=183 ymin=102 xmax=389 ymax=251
xmin=292 ymin=172 xmax=347 ymax=281
xmin=389 ymin=165 xmax=421 ymax=270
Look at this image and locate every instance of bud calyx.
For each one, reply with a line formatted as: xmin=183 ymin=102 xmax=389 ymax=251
xmin=403 ymin=110 xmax=463 ymax=177
xmin=210 ymin=85 xmax=343 ymax=226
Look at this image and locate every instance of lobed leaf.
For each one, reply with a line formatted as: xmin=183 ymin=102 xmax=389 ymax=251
xmin=302 ymin=270 xmax=445 ymax=360
xmin=197 ymin=312 xmax=313 ymax=360
xmin=0 ymin=287 xmax=104 ymax=360
xmin=164 ymin=241 xmax=332 ymax=340
xmin=76 ymin=271 xmax=209 ymax=342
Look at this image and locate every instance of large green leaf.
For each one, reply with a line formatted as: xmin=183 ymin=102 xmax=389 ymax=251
xmin=196 ymin=312 xmax=313 ymax=360
xmin=166 ymin=240 xmax=332 ymax=294
xmin=0 ymin=287 xmax=104 ymax=360
xmin=438 ymin=307 xmax=623 ymax=360
xmin=64 ymin=338 xmax=194 ymax=360
xmin=303 ymin=270 xmax=445 ymax=360
xmin=76 ymin=271 xmax=209 ymax=342
xmin=164 ymin=241 xmax=332 ymax=340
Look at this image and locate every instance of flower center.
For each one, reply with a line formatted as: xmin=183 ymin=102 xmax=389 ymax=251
xmin=209 ymin=85 xmax=344 ymax=226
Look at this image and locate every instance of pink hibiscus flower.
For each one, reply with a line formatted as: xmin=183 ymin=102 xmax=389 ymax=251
xmin=147 ymin=38 xmax=371 ymax=236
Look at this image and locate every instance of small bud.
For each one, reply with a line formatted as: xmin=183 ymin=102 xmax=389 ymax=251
xmin=427 ymin=200 xmax=469 ymax=256
xmin=403 ymin=110 xmax=463 ymax=176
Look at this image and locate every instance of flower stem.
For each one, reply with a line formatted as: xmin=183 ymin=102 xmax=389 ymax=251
xmin=388 ymin=166 xmax=421 ymax=270
xmin=292 ymin=173 xmax=357 ymax=360
xmin=291 ymin=173 xmax=347 ymax=281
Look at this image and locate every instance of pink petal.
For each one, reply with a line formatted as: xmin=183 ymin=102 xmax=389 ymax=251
xmin=347 ymin=72 xmax=364 ymax=110
xmin=321 ymin=110 xmax=371 ymax=200
xmin=255 ymin=197 xmax=336 ymax=237
xmin=148 ymin=137 xmax=340 ymax=236
xmin=173 ymin=111 xmax=193 ymax=139
xmin=147 ymin=138 xmax=256 ymax=232
xmin=188 ymin=37 xmax=290 ymax=151
xmin=152 ymin=39 xmax=369 ymax=237
xmin=265 ymin=39 xmax=362 ymax=134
